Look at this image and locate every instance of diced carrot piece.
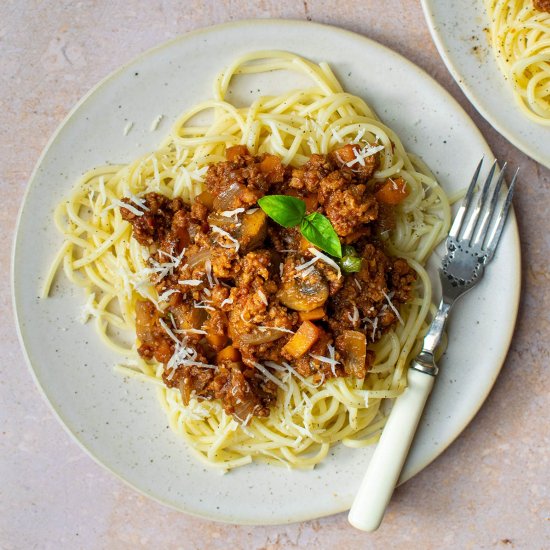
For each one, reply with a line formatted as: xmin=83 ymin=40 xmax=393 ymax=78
xmin=239 ymin=209 xmax=267 ymax=252
xmin=217 ymin=345 xmax=241 ymax=363
xmin=207 ymin=333 xmax=229 ymax=351
xmin=197 ymin=190 xmax=215 ymax=209
xmin=282 ymin=191 xmax=318 ymax=215
xmin=282 ymin=321 xmax=320 ymax=358
xmin=334 ymin=144 xmax=359 ymax=164
xmin=299 ymin=235 xmax=311 ymax=253
xmin=303 ymin=193 xmax=319 ymax=213
xmin=226 ymin=145 xmax=249 ymax=161
xmin=375 ymin=177 xmax=409 ymax=205
xmin=259 ymin=154 xmax=285 ymax=183
xmin=174 ymin=225 xmax=190 ymax=248
xmin=299 ymin=307 xmax=325 ymax=321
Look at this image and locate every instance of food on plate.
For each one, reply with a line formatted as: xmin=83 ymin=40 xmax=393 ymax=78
xmin=121 ymin=145 xmax=416 ymax=419
xmin=44 ymin=51 xmax=450 ymax=470
xmin=485 ymin=0 xmax=550 ymax=124
xmin=533 ymin=1 xmax=550 ymax=13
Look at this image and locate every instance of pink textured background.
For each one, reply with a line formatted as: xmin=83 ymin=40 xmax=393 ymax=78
xmin=1 ymin=1 xmax=549 ymax=548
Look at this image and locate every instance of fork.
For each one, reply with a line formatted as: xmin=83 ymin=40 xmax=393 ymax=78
xmin=348 ymin=158 xmax=518 ymax=532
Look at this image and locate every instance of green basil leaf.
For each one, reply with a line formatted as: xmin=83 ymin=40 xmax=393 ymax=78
xmin=340 ymin=255 xmax=362 ymax=273
xmin=258 ymin=195 xmax=306 ymax=228
xmin=300 ymin=212 xmax=342 ymax=258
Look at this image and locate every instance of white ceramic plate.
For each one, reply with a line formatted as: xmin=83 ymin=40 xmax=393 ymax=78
xmin=421 ymin=0 xmax=550 ymax=168
xmin=13 ymin=20 xmax=520 ymax=525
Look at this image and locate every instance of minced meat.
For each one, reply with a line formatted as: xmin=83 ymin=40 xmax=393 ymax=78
xmin=122 ymin=144 xmax=415 ymax=421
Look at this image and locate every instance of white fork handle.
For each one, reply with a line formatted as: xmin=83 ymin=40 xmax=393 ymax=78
xmin=348 ymin=368 xmax=435 ymax=532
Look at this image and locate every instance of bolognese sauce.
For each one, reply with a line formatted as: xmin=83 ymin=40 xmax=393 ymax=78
xmin=120 ymin=145 xmax=415 ymax=422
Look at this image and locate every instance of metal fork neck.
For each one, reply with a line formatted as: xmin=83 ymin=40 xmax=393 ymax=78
xmin=410 ymin=298 xmax=452 ymax=377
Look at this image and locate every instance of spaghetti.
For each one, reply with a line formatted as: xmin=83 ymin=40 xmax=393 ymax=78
xmin=44 ymin=51 xmax=450 ymax=470
xmin=485 ymin=0 xmax=550 ymax=124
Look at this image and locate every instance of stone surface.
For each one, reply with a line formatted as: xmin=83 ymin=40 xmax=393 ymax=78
xmin=1 ymin=1 xmax=548 ymax=549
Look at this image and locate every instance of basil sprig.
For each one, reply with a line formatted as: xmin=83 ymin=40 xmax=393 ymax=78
xmin=258 ymin=195 xmax=342 ymax=258
xmin=300 ymin=212 xmax=342 ymax=258
xmin=255 ymin=195 xmax=305 ymax=227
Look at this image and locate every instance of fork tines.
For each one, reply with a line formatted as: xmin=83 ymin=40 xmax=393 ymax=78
xmin=448 ymin=158 xmax=518 ymax=262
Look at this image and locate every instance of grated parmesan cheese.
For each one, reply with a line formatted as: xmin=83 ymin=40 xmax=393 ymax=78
xmin=240 ymin=311 xmax=251 ymax=324
xmin=331 ymin=127 xmax=344 ymax=143
xmin=211 ymin=225 xmax=240 ymax=252
xmin=257 ymin=290 xmax=268 ymax=305
xmin=251 ymin=362 xmax=288 ymax=391
xmin=351 ymin=128 xmax=366 ymax=144
xmin=281 ymin=361 xmax=317 ymax=389
xmin=190 ymin=166 xmax=208 ymax=182
xmin=159 ymin=318 xmax=181 ymax=344
xmin=346 ymin=143 xmax=384 ymax=167
xmin=313 ymin=344 xmax=339 ymax=376
xmin=193 ymin=301 xmax=215 ymax=311
xmin=105 ymin=199 xmax=144 ymax=217
xmin=371 ymin=316 xmax=379 ymax=340
xmin=221 ymin=207 xmax=245 ymax=218
xmin=205 ymin=260 xmax=214 ymax=288
xmin=127 ymin=193 xmax=150 ymax=211
xmin=264 ymin=361 xmax=286 ymax=372
xmin=178 ymin=328 xmax=208 ymax=335
xmin=347 ymin=305 xmax=359 ymax=324
xmin=79 ymin=292 xmax=97 ymax=324
xmin=150 ymin=114 xmax=164 ymax=131
xmin=178 ymin=279 xmax=202 ymax=286
xmin=308 ymin=247 xmax=341 ymax=279
xmin=174 ymin=358 xmax=216 ymax=369
xmin=382 ymin=289 xmax=404 ymax=325
xmin=158 ymin=248 xmax=185 ymax=266
xmin=258 ymin=326 xmax=294 ymax=334
xmin=309 ymin=353 xmax=339 ymax=366
xmin=158 ymin=289 xmax=179 ymax=302
xmin=297 ymin=265 xmax=315 ymax=278
xmin=295 ymin=256 xmax=319 ymax=272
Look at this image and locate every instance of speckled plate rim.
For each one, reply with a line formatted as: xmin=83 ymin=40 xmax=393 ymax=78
xmin=421 ymin=0 xmax=550 ymax=169
xmin=12 ymin=19 xmax=521 ymax=525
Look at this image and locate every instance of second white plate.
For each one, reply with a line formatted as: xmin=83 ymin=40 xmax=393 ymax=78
xmin=422 ymin=0 xmax=550 ymax=168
